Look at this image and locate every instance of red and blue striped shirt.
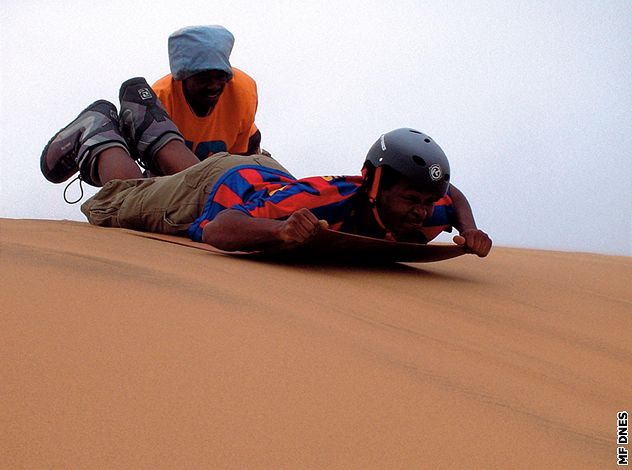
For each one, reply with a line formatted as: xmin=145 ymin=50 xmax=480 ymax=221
xmin=188 ymin=165 xmax=454 ymax=242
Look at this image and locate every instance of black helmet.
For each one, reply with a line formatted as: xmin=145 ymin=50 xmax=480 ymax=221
xmin=365 ymin=128 xmax=451 ymax=197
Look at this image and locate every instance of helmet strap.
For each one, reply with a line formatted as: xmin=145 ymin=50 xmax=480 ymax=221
xmin=366 ymin=166 xmax=395 ymax=241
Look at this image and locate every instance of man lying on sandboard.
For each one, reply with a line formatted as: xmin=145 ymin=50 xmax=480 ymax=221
xmin=40 ymin=78 xmax=491 ymax=259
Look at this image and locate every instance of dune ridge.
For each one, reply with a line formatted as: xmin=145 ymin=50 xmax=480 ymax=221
xmin=1 ymin=218 xmax=630 ymax=469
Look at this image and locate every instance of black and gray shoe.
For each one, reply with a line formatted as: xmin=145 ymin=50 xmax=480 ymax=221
xmin=118 ymin=77 xmax=184 ymax=175
xmin=40 ymin=100 xmax=129 ymax=186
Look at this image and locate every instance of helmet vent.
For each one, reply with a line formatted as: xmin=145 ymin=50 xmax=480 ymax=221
xmin=409 ymin=129 xmax=422 ymax=134
xmin=424 ymin=138 xmax=431 ymax=143
xmin=412 ymin=155 xmax=426 ymax=167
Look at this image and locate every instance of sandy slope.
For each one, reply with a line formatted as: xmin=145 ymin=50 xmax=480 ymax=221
xmin=1 ymin=218 xmax=630 ymax=469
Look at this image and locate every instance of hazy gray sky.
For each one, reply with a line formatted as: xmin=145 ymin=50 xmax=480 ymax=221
xmin=1 ymin=0 xmax=631 ymax=255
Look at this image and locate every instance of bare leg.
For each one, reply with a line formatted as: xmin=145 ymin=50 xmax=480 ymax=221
xmin=96 ymin=147 xmax=143 ymax=184
xmin=95 ymin=139 xmax=199 ymax=185
xmin=155 ymin=140 xmax=200 ymax=175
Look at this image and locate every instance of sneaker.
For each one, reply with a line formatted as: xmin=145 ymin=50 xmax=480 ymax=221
xmin=118 ymin=77 xmax=184 ymax=175
xmin=40 ymin=100 xmax=129 ymax=186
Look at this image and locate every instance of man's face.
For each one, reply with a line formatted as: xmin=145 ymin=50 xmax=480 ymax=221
xmin=182 ymin=70 xmax=230 ymax=110
xmin=377 ymin=177 xmax=441 ymax=239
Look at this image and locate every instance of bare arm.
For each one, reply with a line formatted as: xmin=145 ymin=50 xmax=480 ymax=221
xmin=245 ymin=130 xmax=262 ymax=155
xmin=449 ymin=184 xmax=492 ymax=257
xmin=201 ymin=208 xmax=328 ymax=252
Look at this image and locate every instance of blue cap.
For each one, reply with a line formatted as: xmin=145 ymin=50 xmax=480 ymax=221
xmin=168 ymin=25 xmax=234 ymax=81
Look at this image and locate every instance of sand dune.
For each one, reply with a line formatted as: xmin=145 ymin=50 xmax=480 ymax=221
xmin=1 ymin=218 xmax=630 ymax=469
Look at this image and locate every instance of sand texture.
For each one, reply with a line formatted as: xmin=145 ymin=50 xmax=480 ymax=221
xmin=1 ymin=218 xmax=630 ymax=469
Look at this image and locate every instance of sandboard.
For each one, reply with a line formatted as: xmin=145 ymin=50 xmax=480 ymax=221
xmin=124 ymin=228 xmax=467 ymax=263
xmin=259 ymin=229 xmax=467 ymax=263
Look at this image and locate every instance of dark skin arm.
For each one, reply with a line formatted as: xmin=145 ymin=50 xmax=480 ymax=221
xmin=202 ymin=207 xmax=328 ymax=252
xmin=235 ymin=130 xmax=261 ymax=156
xmin=448 ymin=184 xmax=492 ymax=257
xmin=202 ymin=186 xmax=491 ymax=256
xmin=242 ymin=130 xmax=262 ymax=155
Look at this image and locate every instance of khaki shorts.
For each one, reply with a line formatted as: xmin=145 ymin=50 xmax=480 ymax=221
xmin=81 ymin=153 xmax=291 ymax=236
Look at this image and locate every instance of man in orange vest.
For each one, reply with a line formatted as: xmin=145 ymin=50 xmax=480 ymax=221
xmin=149 ymin=25 xmax=263 ymax=164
